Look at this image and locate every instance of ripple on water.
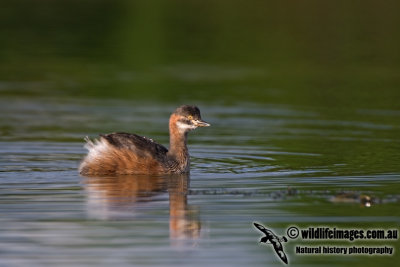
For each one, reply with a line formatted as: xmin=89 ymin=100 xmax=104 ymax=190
xmin=191 ymin=145 xmax=324 ymax=178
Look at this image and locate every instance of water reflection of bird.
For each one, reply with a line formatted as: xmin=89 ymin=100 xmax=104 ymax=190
xmin=168 ymin=174 xmax=201 ymax=243
xmin=79 ymin=105 xmax=209 ymax=176
xmin=254 ymin=222 xmax=288 ymax=264
xmin=84 ymin=174 xmax=201 ymax=242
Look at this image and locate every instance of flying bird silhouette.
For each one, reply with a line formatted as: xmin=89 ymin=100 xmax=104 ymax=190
xmin=254 ymin=222 xmax=288 ymax=264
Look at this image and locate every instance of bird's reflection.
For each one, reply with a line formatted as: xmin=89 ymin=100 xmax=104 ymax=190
xmin=83 ymin=173 xmax=201 ymax=242
xmin=168 ymin=174 xmax=201 ymax=242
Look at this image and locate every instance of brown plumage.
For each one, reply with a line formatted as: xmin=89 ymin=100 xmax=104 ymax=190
xmin=79 ymin=105 xmax=210 ymax=176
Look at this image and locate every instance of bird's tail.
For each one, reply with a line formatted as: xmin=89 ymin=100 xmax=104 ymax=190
xmin=83 ymin=136 xmax=95 ymax=149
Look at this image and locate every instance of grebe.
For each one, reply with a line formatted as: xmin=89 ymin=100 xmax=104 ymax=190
xmin=79 ymin=105 xmax=210 ymax=176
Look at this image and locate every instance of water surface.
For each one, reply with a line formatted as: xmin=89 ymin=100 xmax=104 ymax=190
xmin=1 ymin=97 xmax=399 ymax=266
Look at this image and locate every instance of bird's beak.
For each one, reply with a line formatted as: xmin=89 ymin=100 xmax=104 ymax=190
xmin=193 ymin=119 xmax=210 ymax=127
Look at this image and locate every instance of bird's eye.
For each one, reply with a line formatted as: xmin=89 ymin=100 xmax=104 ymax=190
xmin=187 ymin=115 xmax=193 ymax=120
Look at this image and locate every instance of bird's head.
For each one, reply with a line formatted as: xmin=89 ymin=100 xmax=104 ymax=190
xmin=170 ymin=105 xmax=210 ymax=134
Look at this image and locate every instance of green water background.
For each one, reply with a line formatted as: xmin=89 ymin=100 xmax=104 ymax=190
xmin=1 ymin=0 xmax=399 ymax=107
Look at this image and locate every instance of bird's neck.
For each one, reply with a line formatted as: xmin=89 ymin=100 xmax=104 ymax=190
xmin=168 ymin=116 xmax=189 ymax=167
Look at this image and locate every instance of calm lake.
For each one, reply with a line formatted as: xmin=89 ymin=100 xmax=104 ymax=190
xmin=1 ymin=1 xmax=399 ymax=266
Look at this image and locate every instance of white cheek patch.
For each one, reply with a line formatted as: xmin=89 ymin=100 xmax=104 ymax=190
xmin=176 ymin=121 xmax=197 ymax=132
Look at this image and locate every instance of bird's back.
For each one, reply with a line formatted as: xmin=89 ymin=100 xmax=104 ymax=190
xmin=79 ymin=132 xmax=169 ymax=176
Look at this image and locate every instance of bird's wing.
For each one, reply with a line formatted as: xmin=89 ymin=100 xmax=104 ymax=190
xmin=272 ymin=241 xmax=288 ymax=264
xmin=253 ymin=223 xmax=274 ymax=237
xmin=100 ymin=132 xmax=168 ymax=161
xmin=254 ymin=222 xmax=267 ymax=232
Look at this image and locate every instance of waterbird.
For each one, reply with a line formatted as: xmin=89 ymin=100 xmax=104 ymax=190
xmin=79 ymin=105 xmax=210 ymax=176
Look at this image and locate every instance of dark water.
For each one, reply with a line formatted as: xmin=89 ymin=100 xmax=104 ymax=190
xmin=1 ymin=1 xmax=400 ymax=266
